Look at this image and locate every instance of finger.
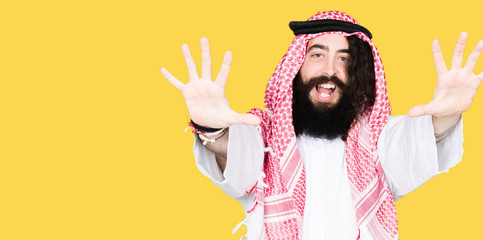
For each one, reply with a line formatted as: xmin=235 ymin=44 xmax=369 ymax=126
xmin=432 ymin=39 xmax=447 ymax=76
xmin=407 ymin=104 xmax=429 ymax=117
xmin=464 ymin=40 xmax=483 ymax=72
xmin=161 ymin=67 xmax=185 ymax=90
xmin=181 ymin=44 xmax=200 ymax=81
xmin=451 ymin=31 xmax=468 ymax=70
xmin=215 ymin=51 xmax=233 ymax=86
xmin=200 ymin=37 xmax=213 ymax=80
xmin=229 ymin=112 xmax=261 ymax=126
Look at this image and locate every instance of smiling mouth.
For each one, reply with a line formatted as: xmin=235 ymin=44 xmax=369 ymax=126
xmin=316 ymin=83 xmax=336 ymax=98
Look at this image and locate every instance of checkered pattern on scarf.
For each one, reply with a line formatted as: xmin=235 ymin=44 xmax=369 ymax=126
xmin=247 ymin=11 xmax=398 ymax=239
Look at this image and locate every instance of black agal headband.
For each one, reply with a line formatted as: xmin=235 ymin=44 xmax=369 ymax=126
xmin=289 ymin=19 xmax=372 ymax=39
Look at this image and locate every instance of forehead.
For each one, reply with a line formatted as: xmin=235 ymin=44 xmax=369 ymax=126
xmin=306 ymin=33 xmax=349 ymax=50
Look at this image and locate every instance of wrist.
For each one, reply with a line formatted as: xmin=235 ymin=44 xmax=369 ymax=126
xmin=190 ymin=120 xmax=223 ymax=133
xmin=432 ymin=114 xmax=461 ymax=134
xmin=187 ymin=120 xmax=228 ymax=145
xmin=432 ymin=115 xmax=461 ymax=142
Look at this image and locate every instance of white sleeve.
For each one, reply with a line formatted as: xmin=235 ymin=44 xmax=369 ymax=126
xmin=377 ymin=115 xmax=464 ymax=200
xmin=193 ymin=124 xmax=265 ymax=199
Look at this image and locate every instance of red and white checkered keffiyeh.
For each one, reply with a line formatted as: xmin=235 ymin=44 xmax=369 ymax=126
xmin=247 ymin=11 xmax=397 ymax=239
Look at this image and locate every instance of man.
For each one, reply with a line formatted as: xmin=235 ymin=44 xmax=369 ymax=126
xmin=161 ymin=11 xmax=482 ymax=240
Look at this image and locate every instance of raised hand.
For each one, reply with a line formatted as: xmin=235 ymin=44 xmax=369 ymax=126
xmin=408 ymin=32 xmax=483 ymax=131
xmin=161 ymin=37 xmax=261 ymax=129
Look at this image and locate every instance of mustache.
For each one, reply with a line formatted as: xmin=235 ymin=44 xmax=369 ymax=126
xmin=304 ymin=75 xmax=347 ymax=91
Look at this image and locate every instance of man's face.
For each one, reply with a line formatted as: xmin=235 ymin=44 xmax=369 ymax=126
xmin=299 ymin=34 xmax=350 ymax=108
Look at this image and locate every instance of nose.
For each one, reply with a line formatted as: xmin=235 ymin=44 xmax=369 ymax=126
xmin=322 ymin=58 xmax=337 ymax=76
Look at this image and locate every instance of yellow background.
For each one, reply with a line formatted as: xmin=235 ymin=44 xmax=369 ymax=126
xmin=1 ymin=0 xmax=482 ymax=239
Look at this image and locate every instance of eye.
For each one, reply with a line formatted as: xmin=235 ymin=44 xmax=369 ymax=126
xmin=338 ymin=56 xmax=350 ymax=62
xmin=311 ymin=53 xmax=323 ymax=58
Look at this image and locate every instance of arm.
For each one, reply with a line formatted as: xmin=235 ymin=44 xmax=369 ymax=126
xmin=203 ymin=128 xmax=229 ymax=171
xmin=408 ymin=32 xmax=483 ymax=139
xmin=381 ymin=32 xmax=481 ymax=199
xmin=161 ymin=37 xmax=261 ymax=172
xmin=378 ymin=115 xmax=464 ymax=200
xmin=194 ymin=124 xmax=265 ymax=199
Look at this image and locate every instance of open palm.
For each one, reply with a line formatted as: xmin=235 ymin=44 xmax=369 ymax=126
xmin=408 ymin=32 xmax=483 ymax=119
xmin=161 ymin=38 xmax=260 ymax=129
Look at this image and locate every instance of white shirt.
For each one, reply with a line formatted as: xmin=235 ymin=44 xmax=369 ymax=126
xmin=193 ymin=115 xmax=464 ymax=239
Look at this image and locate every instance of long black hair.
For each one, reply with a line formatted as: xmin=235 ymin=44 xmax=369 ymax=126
xmin=345 ymin=35 xmax=376 ymax=119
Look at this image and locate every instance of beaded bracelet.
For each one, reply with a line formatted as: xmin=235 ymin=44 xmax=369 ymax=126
xmin=186 ymin=121 xmax=228 ymax=145
xmin=198 ymin=128 xmax=228 ymax=145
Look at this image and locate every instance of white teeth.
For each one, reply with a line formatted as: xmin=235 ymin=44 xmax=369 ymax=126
xmin=319 ymin=93 xmax=330 ymax=97
xmin=318 ymin=84 xmax=335 ymax=89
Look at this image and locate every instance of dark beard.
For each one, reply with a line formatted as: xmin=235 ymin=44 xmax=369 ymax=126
xmin=292 ymin=73 xmax=358 ymax=141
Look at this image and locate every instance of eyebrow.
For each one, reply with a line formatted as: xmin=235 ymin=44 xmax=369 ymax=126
xmin=307 ymin=44 xmax=349 ymax=53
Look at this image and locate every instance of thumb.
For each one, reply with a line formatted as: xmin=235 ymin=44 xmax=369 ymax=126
xmin=407 ymin=104 xmax=429 ymax=117
xmin=229 ymin=112 xmax=261 ymax=126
